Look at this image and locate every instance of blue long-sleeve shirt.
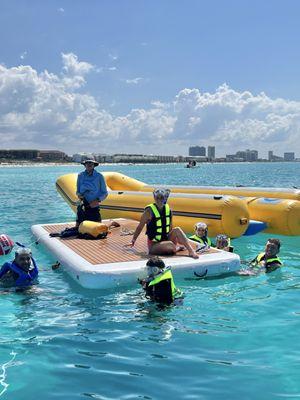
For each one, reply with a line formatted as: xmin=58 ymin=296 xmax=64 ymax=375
xmin=76 ymin=170 xmax=108 ymax=203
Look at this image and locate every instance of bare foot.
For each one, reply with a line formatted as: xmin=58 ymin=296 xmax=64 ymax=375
xmin=189 ymin=251 xmax=199 ymax=259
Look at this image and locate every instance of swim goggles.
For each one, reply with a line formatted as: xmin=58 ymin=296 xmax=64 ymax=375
xmin=153 ymin=188 xmax=170 ymax=200
xmin=195 ymin=222 xmax=208 ymax=230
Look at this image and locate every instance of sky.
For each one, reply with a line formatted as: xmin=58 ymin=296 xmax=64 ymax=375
xmin=1 ymin=0 xmax=300 ymax=157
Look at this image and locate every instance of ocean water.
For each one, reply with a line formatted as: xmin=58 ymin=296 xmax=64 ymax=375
xmin=0 ymin=162 xmax=300 ymax=400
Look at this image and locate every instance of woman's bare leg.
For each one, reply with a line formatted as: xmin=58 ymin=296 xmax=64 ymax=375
xmin=168 ymin=227 xmax=199 ymax=259
xmin=149 ymin=240 xmax=176 ymax=256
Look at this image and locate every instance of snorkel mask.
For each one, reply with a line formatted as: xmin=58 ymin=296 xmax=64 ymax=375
xmin=15 ymin=247 xmax=32 ymax=271
xmin=146 ymin=265 xmax=161 ymax=277
xmin=15 ymin=247 xmax=32 ymax=258
xmin=153 ymin=188 xmax=170 ymax=204
xmin=146 ymin=257 xmax=166 ymax=278
xmin=194 ymin=222 xmax=208 ymax=237
xmin=216 ymin=234 xmax=229 ymax=249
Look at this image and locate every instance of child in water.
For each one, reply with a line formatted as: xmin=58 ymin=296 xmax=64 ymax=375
xmin=138 ymin=257 xmax=183 ymax=305
xmin=215 ymin=234 xmax=234 ymax=252
xmin=189 ymin=222 xmax=212 ymax=247
xmin=239 ymin=238 xmax=282 ymax=275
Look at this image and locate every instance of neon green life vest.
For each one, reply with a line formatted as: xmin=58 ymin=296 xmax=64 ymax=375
xmin=148 ymin=269 xmax=183 ymax=300
xmin=146 ymin=203 xmax=171 ymax=242
xmin=251 ymin=252 xmax=282 ymax=269
xmin=189 ymin=234 xmax=212 ymax=246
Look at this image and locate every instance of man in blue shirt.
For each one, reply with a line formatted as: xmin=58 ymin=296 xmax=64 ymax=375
xmin=76 ymin=157 xmax=108 ymax=227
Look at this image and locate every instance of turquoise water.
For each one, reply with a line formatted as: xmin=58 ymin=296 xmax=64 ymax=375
xmin=0 ymin=162 xmax=300 ymax=399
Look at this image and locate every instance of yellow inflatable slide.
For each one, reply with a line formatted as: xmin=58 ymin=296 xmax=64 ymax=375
xmin=56 ymin=172 xmax=300 ymax=236
xmin=56 ymin=174 xmax=249 ymax=238
xmin=101 ymin=172 xmax=300 ymax=236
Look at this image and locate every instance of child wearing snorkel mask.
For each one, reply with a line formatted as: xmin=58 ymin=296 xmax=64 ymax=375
xmin=138 ymin=257 xmax=183 ymax=305
xmin=189 ymin=222 xmax=212 ymax=247
xmin=215 ymin=234 xmax=234 ymax=252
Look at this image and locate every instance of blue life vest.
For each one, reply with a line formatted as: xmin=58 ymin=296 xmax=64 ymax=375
xmin=2 ymin=258 xmax=39 ymax=287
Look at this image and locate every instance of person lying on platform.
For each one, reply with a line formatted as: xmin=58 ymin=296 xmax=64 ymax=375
xmin=215 ymin=234 xmax=234 ymax=252
xmin=76 ymin=156 xmax=108 ymax=228
xmin=0 ymin=247 xmax=39 ymax=288
xmin=138 ymin=257 xmax=183 ymax=305
xmin=128 ymin=188 xmax=198 ymax=258
xmin=238 ymin=238 xmax=282 ymax=276
xmin=189 ymin=222 xmax=213 ymax=248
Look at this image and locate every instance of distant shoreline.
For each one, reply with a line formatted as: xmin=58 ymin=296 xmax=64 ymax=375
xmin=0 ymin=162 xmax=79 ymax=167
xmin=0 ymin=160 xmax=299 ymax=168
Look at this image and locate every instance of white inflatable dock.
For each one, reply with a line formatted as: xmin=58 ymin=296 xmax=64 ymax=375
xmin=31 ymin=219 xmax=241 ymax=289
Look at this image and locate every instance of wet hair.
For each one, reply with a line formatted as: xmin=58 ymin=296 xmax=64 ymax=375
xmin=267 ymin=238 xmax=281 ymax=251
xmin=146 ymin=256 xmax=166 ymax=269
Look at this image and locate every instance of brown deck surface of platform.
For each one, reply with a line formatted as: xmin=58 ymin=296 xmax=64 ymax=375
xmin=43 ymin=220 xmax=215 ymax=265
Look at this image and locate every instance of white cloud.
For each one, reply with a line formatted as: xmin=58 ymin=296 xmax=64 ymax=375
xmin=61 ymin=52 xmax=94 ymax=89
xmin=109 ymin=54 xmax=118 ymax=61
xmin=108 ymin=66 xmax=117 ymax=71
xmin=20 ymin=51 xmax=27 ymax=60
xmin=125 ymin=77 xmax=143 ymax=85
xmin=58 ymin=7 xmax=64 ymax=13
xmin=95 ymin=67 xmax=104 ymax=73
xmin=168 ymin=84 xmax=300 ymax=155
xmin=61 ymin=52 xmax=94 ymax=76
xmin=0 ymin=54 xmax=300 ymax=156
xmin=151 ymin=100 xmax=169 ymax=109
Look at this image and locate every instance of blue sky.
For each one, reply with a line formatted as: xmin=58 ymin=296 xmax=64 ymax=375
xmin=1 ymin=0 xmax=300 ymax=156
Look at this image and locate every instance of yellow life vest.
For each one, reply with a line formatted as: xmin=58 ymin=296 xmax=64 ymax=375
xmin=148 ymin=269 xmax=182 ymax=300
xmin=251 ymin=252 xmax=282 ymax=269
xmin=189 ymin=235 xmax=212 ymax=246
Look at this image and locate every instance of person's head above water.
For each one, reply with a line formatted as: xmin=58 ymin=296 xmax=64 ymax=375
xmin=216 ymin=234 xmax=229 ymax=250
xmin=14 ymin=247 xmax=32 ymax=271
xmin=265 ymin=238 xmax=281 ymax=258
xmin=146 ymin=256 xmax=166 ymax=277
xmin=153 ymin=188 xmax=170 ymax=205
xmin=194 ymin=222 xmax=208 ymax=237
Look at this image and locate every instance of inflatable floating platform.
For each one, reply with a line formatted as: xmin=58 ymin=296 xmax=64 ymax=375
xmin=31 ymin=219 xmax=241 ymax=289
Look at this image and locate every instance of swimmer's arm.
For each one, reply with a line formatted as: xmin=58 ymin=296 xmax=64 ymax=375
xmin=240 ymin=260 xmax=251 ymax=265
xmin=31 ymin=257 xmax=39 ymax=273
xmin=130 ymin=209 xmax=151 ymax=246
xmin=237 ymin=269 xmax=257 ymax=276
